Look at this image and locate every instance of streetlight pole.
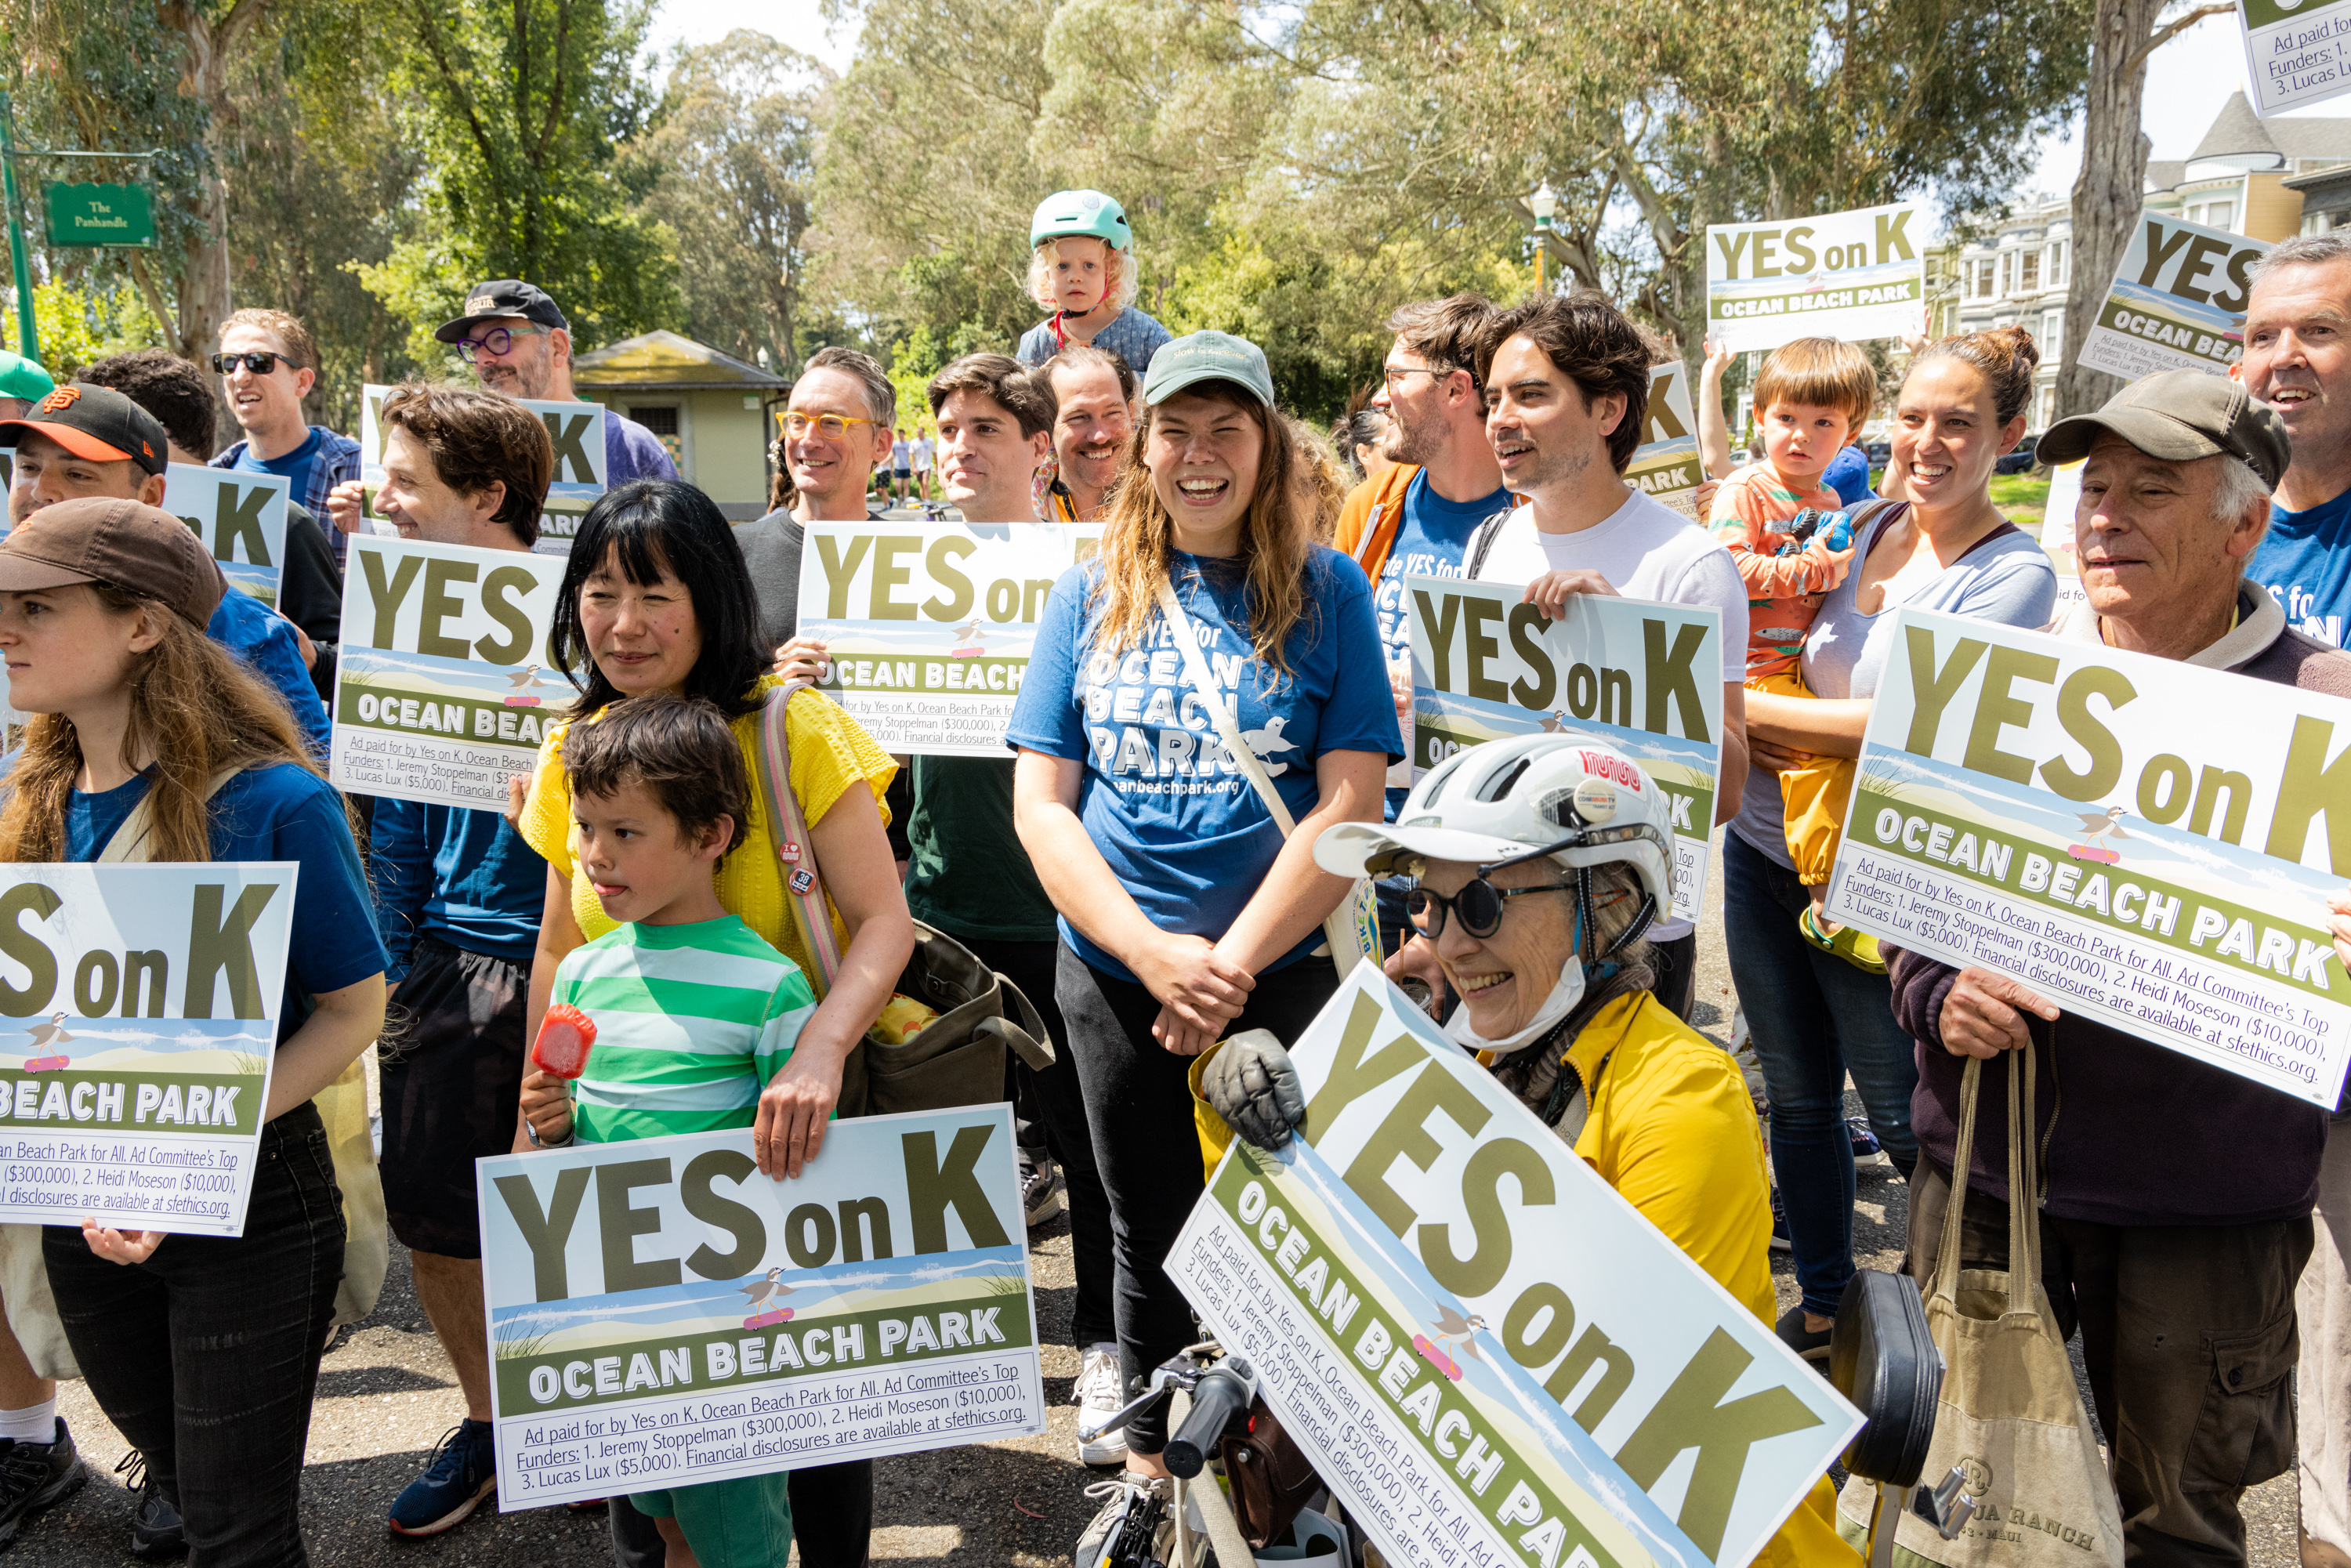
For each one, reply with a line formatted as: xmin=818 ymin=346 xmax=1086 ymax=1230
xmin=1530 ymin=182 xmax=1558 ymax=295
xmin=0 ymin=95 xmax=37 ymax=364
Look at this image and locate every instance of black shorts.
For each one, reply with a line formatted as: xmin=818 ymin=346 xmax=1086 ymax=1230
xmin=378 ymin=936 xmax=528 ymax=1258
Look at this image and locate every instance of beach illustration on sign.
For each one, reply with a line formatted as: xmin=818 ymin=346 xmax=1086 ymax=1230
xmin=491 ymin=1247 xmax=1031 ymax=1363
xmin=1413 ymin=1308 xmax=1486 ymax=1382
xmin=0 ymin=1016 xmax=270 ymax=1077
xmin=1418 ymin=689 xmax=1718 ymax=803
xmin=947 ymin=621 xmax=989 ymax=657
xmin=2103 ymin=278 xmax=2245 ymax=346
xmin=1849 ymin=747 xmax=2339 ymax=922
xmin=340 ymin=646 xmax=569 ymax=712
xmin=221 ymin=563 xmax=279 ymax=610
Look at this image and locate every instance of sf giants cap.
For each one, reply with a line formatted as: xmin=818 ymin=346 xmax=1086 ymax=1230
xmin=1141 ymin=331 xmax=1277 ymax=409
xmin=435 ymin=279 xmax=570 ymax=344
xmin=0 ymin=383 xmax=167 ymax=476
xmin=2039 ymin=368 xmax=2290 ymax=491
xmin=0 ymin=496 xmax=226 ymax=627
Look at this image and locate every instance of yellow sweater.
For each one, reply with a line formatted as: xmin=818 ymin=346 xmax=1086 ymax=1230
xmin=519 ymin=682 xmax=897 ymax=980
xmin=1559 ymin=992 xmax=1858 ymax=1568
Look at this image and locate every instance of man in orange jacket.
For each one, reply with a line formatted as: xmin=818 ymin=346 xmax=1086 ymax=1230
xmin=1335 ymin=295 xmax=1514 ymax=950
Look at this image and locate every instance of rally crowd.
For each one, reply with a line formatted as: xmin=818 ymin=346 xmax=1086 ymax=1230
xmin=0 ymin=185 xmax=2341 ymax=1568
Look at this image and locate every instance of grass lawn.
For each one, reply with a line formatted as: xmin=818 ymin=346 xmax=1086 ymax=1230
xmin=1990 ymin=473 xmax=2049 ymax=529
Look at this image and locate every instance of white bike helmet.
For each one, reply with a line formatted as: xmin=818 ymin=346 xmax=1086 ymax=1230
xmin=1316 ymin=733 xmax=1676 ymax=957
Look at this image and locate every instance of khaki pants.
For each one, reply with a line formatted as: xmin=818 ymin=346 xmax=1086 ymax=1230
xmin=1909 ymin=1164 xmax=2310 ymax=1566
xmin=2299 ymin=1116 xmax=2351 ymax=1566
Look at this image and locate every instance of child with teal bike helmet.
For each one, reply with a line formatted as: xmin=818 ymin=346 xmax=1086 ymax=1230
xmin=1017 ymin=189 xmax=1172 ymax=376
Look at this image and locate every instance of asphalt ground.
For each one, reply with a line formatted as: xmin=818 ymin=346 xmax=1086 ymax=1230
xmin=19 ymin=842 xmax=2304 ymax=1565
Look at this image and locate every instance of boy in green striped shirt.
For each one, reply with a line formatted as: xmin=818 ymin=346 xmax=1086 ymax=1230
xmin=518 ymin=693 xmax=810 ymax=1568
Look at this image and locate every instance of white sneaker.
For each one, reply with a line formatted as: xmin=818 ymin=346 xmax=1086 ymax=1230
xmin=1073 ymin=1471 xmax=1168 ymax=1565
xmin=1074 ymin=1343 xmax=1130 ymax=1466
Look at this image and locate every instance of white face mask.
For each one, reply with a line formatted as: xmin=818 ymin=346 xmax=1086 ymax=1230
xmin=1444 ymin=956 xmax=1587 ymax=1054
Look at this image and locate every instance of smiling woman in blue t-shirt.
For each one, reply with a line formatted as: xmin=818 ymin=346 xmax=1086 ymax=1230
xmin=0 ymin=496 xmax=385 ymax=1563
xmin=1007 ymin=331 xmax=1400 ymax=1544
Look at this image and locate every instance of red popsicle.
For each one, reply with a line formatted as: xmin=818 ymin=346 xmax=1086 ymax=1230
xmin=531 ymin=1004 xmax=597 ymax=1080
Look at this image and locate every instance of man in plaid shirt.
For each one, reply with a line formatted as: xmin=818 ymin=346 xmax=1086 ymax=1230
xmin=207 ymin=306 xmax=366 ymax=564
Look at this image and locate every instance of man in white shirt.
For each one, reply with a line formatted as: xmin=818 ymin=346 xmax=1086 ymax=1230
xmin=1416 ymin=293 xmax=1749 ymax=1021
xmin=910 ymin=428 xmax=936 ymax=505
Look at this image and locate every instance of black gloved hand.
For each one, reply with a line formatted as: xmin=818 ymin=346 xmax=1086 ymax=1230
xmin=1203 ymin=1029 xmax=1306 ymax=1151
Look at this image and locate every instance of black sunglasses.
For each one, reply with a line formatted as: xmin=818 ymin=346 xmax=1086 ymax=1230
xmin=1407 ymin=879 xmax=1575 ymax=940
xmin=211 ymin=351 xmax=299 ymax=375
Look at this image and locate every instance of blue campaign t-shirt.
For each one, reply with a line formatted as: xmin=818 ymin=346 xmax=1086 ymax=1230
xmin=208 ymin=588 xmax=330 ymax=758
xmin=367 ymin=799 xmax=547 ymax=983
xmin=1820 ymin=444 xmax=1875 ymax=507
xmin=1005 ymin=547 xmax=1402 ymax=980
xmin=59 ymin=762 xmax=388 ymax=1046
xmin=2248 ymin=487 xmax=2351 ymax=648
xmin=1374 ymin=469 xmax=1510 ymax=817
xmin=231 ymin=426 xmax=325 ymax=508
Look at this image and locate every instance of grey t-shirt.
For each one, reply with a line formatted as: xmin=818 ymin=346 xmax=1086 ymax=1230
xmin=1728 ymin=518 xmax=2058 ymax=869
xmin=736 ymin=508 xmax=803 ymax=657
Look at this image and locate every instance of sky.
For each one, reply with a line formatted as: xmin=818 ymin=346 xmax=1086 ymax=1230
xmin=2023 ymin=12 xmax=2349 ymax=205
xmin=645 ymin=2 xmax=859 ymax=73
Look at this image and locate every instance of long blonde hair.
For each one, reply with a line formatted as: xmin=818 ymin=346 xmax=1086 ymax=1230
xmin=1089 ymin=382 xmax=1317 ymax=676
xmin=0 ymin=586 xmax=321 ymax=864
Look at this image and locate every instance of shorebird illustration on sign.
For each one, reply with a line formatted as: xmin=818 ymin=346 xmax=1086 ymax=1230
xmin=2068 ymin=805 xmax=2128 ymax=864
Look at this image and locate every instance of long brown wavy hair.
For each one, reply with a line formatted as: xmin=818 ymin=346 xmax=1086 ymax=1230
xmin=0 ymin=584 xmax=321 ymax=864
xmin=1089 ymin=378 xmax=1316 ymax=675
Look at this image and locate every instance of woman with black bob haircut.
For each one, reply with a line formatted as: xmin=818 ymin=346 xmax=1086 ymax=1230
xmin=512 ymin=479 xmax=914 ymax=1568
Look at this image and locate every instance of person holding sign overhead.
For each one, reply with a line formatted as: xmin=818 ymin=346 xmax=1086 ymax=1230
xmin=0 ymin=497 xmax=386 ymax=1565
xmin=1892 ymin=371 xmax=2339 ymax=1565
xmin=1728 ymin=327 xmax=2056 ymax=1362
xmin=1005 ymin=330 xmax=1399 ymax=1555
xmin=353 ymin=385 xmax=557 ymax=1539
xmin=512 ymin=479 xmax=911 ymax=1568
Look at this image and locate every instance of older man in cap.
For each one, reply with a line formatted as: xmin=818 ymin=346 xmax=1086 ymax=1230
xmin=1889 ymin=369 xmax=2351 ymax=1566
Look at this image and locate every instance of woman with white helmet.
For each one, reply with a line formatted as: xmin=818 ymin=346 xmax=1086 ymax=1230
xmin=1205 ymin=733 xmax=1859 ymax=1568
xmin=1014 ymin=189 xmax=1173 ymax=374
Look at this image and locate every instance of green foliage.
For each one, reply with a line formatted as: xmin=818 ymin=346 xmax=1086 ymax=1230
xmin=5 ymin=278 xmax=169 ymax=377
xmin=364 ymin=0 xmax=680 ymax=358
xmin=628 ymin=31 xmax=828 ymax=371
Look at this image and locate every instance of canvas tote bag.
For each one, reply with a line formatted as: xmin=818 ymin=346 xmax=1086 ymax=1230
xmin=1835 ymin=1041 xmax=2123 ymax=1565
xmin=0 ymin=770 xmax=389 ymax=1379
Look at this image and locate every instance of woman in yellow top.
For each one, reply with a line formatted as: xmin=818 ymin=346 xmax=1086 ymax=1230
xmin=1206 ymin=733 xmax=1857 ymax=1568
xmin=509 ymin=479 xmax=914 ymax=1568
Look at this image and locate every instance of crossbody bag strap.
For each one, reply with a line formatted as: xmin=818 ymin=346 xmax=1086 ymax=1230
xmin=1152 ymin=577 xmax=1297 ymax=833
xmin=1464 ymin=507 xmax=1514 ymax=580
xmin=97 ymin=768 xmax=246 ymax=864
xmin=1151 ymin=577 xmax=1374 ymax=975
xmin=755 ymin=683 xmax=843 ymax=998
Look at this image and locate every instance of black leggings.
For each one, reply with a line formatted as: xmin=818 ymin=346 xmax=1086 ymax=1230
xmin=1056 ymin=942 xmax=1339 ymax=1454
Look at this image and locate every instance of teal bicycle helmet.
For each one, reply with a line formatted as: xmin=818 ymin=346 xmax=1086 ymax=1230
xmin=1030 ymin=190 xmax=1132 ymax=253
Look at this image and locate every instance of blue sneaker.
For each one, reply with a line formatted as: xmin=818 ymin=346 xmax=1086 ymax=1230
xmin=1769 ymin=1188 xmax=1791 ymax=1252
xmin=388 ymin=1420 xmax=496 ymax=1537
xmin=1849 ymin=1117 xmax=1889 ymax=1169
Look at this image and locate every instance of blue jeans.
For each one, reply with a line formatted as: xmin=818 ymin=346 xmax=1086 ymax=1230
xmin=1723 ymin=830 xmax=1919 ymax=1316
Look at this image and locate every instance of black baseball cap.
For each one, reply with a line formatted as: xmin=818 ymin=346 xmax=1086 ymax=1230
xmin=435 ymin=279 xmax=570 ymax=344
xmin=0 ymin=383 xmax=168 ymax=476
xmin=2040 ymin=370 xmax=2291 ymax=491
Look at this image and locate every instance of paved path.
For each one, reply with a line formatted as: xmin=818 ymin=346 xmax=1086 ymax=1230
xmin=19 ymin=849 xmax=2306 ymax=1563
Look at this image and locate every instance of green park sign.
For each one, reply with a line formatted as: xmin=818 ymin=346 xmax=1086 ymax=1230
xmin=44 ymin=182 xmax=153 ymax=248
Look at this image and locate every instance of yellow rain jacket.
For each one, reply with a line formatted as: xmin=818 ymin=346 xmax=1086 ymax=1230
xmin=1553 ymin=990 xmax=1857 ymax=1568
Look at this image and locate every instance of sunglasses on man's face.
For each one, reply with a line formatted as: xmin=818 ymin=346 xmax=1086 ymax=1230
xmin=212 ymin=351 xmax=299 ymax=376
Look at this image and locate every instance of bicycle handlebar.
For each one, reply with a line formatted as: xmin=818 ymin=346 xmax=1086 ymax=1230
xmin=1165 ymin=1359 xmax=1255 ymax=1479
